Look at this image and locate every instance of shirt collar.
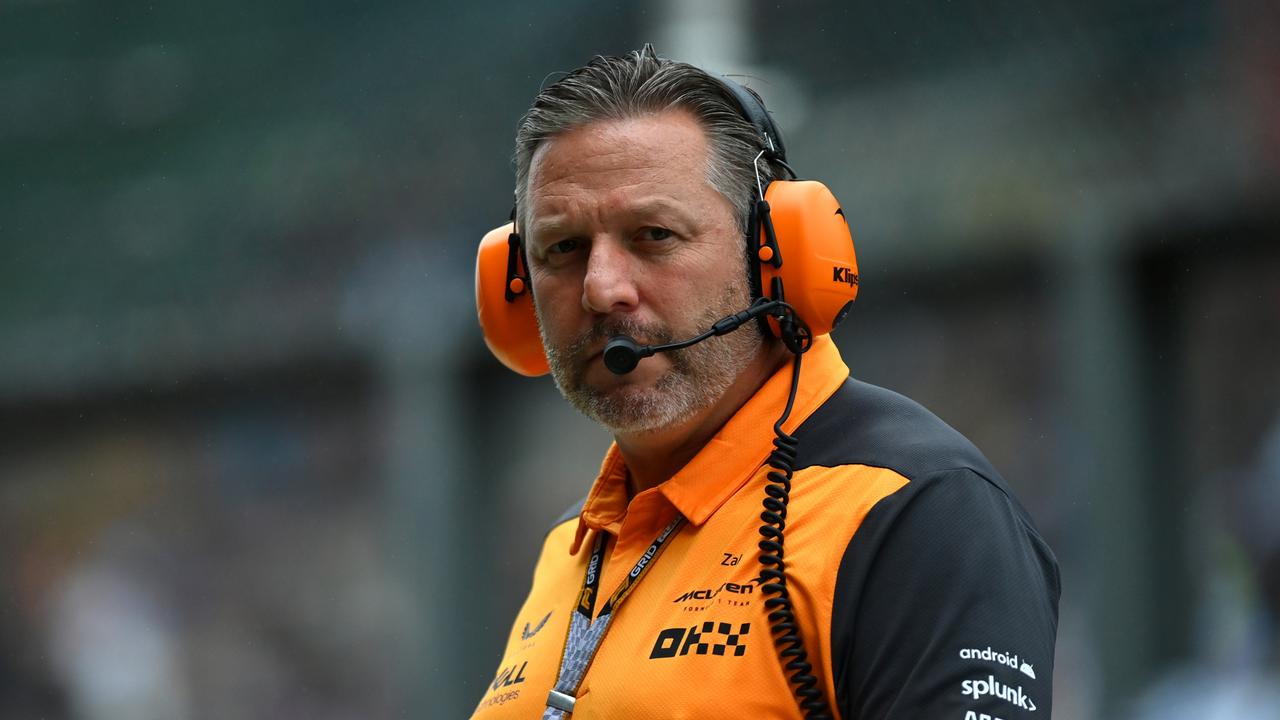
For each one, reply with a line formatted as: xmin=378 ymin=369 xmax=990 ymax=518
xmin=571 ymin=335 xmax=849 ymax=554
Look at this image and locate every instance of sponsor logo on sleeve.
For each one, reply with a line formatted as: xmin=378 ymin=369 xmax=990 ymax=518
xmin=959 ymin=646 xmax=1036 ymax=679
xmin=960 ymin=675 xmax=1037 ymax=711
xmin=476 ymin=689 xmax=521 ymax=710
xmin=490 ymin=661 xmax=528 ymax=692
xmin=521 ymin=611 xmax=552 ymax=641
xmin=478 ymin=660 xmax=532 ymax=709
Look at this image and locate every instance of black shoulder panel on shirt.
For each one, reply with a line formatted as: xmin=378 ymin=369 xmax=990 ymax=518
xmin=795 ymin=380 xmax=1061 ymax=719
xmin=792 ymin=377 xmax=1002 ymax=486
xmin=546 ymin=496 xmax=585 ymax=537
xmin=829 ymin=469 xmax=1060 ymax=719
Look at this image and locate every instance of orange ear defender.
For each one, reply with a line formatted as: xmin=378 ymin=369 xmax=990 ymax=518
xmin=754 ymin=180 xmax=859 ymax=339
xmin=475 ymin=222 xmax=550 ymax=376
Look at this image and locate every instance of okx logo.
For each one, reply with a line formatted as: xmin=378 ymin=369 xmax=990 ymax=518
xmin=649 ymin=621 xmax=750 ymax=659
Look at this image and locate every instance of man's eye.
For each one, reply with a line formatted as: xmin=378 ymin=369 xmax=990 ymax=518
xmin=547 ymin=238 xmax=581 ymax=255
xmin=639 ymin=227 xmax=673 ymax=242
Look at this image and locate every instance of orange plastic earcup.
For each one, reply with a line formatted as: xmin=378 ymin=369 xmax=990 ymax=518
xmin=475 ymin=223 xmax=550 ymax=376
xmin=758 ymin=181 xmax=859 ymax=337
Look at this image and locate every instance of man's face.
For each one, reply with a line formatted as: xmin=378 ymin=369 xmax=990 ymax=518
xmin=524 ymin=109 xmax=762 ymax=434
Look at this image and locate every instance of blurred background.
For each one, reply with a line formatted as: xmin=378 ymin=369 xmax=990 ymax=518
xmin=2 ymin=0 xmax=1278 ymax=718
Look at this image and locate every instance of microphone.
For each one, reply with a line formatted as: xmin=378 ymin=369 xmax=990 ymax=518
xmin=602 ymin=298 xmax=783 ymax=375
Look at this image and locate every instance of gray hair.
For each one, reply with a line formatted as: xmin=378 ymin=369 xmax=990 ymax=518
xmin=513 ymin=45 xmax=786 ymax=240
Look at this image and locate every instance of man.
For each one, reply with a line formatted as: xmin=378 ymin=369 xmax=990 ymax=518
xmin=473 ymin=46 xmax=1059 ymax=719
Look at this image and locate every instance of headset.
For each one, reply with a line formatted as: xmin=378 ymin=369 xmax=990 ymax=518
xmin=474 ymin=54 xmax=858 ymax=720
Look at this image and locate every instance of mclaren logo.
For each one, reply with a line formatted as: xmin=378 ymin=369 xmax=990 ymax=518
xmin=832 ymin=266 xmax=859 ymax=287
xmin=672 ymin=581 xmax=755 ymax=604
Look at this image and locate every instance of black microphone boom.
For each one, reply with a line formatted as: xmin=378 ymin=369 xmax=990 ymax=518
xmin=602 ymin=298 xmax=785 ymax=375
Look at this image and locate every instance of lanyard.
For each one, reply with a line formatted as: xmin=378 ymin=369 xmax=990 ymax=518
xmin=542 ymin=515 xmax=685 ymax=719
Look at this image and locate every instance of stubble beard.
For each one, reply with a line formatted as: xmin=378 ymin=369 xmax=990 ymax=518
xmin=537 ymin=278 xmax=762 ymax=435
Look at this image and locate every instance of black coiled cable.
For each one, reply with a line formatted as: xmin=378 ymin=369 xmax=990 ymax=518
xmin=758 ymin=309 xmax=832 ymax=720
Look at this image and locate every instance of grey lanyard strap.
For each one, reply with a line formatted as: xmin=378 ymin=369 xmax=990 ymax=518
xmin=543 ymin=515 xmax=685 ymax=719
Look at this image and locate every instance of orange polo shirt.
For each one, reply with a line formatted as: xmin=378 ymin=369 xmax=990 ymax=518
xmin=472 ymin=336 xmax=1059 ymax=719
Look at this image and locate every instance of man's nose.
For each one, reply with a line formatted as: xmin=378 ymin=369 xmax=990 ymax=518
xmin=581 ymin=237 xmax=639 ymax=315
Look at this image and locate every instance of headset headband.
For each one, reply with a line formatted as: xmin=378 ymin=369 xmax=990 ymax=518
xmin=629 ymin=43 xmax=787 ymax=169
xmin=710 ymin=73 xmax=788 ymax=166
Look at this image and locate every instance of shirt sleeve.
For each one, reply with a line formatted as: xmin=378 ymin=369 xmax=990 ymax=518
xmin=830 ymin=467 xmax=1060 ymax=720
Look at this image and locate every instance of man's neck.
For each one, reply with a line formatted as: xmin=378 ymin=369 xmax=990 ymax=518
xmin=616 ymin=342 xmax=791 ymax=498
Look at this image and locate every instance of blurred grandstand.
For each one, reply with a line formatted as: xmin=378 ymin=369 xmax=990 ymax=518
xmin=1 ymin=1 xmax=1277 ymax=717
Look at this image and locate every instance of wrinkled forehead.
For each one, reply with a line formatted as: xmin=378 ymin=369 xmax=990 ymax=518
xmin=522 ymin=110 xmax=718 ymax=220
